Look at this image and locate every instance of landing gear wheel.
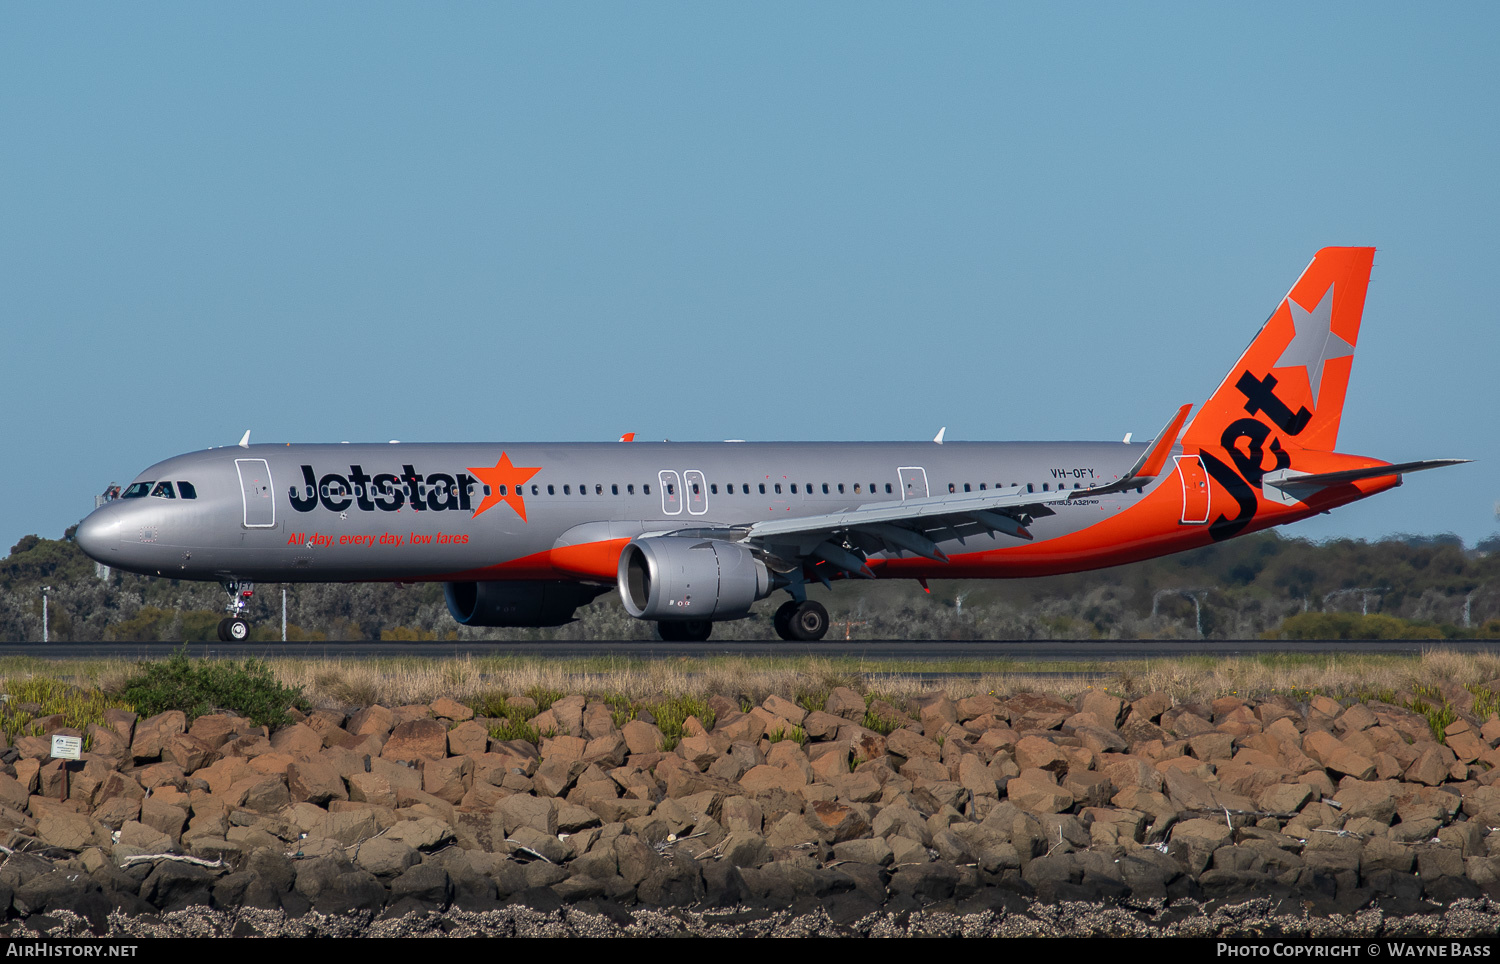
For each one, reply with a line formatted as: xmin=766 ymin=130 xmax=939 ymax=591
xmin=216 ymin=618 xmax=231 ymax=642
xmin=773 ymin=601 xmax=799 ymax=641
xmin=788 ymin=600 xmax=829 ymax=642
xmin=225 ymin=617 xmax=250 ymax=641
xmin=656 ymin=621 xmax=682 ymax=642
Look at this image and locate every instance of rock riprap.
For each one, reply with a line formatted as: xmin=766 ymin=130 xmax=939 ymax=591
xmin=4 ymin=686 xmax=1500 ymax=925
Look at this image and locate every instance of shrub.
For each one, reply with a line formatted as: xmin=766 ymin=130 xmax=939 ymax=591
xmin=120 ymin=648 xmax=307 ymax=728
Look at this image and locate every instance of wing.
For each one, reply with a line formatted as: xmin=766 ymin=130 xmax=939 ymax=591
xmin=1072 ymin=404 xmax=1192 ymax=498
xmin=645 ymin=407 xmax=1194 ymax=583
xmin=652 ymin=485 xmax=1078 ymax=581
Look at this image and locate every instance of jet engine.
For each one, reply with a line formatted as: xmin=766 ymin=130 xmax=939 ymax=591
xmin=618 ymin=537 xmax=772 ymax=621
xmin=444 ymin=580 xmax=609 ymax=627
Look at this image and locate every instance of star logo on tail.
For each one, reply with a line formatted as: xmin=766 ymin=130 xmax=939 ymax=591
xmin=1273 ymin=284 xmax=1354 ymax=405
xmin=467 ymin=452 xmax=541 ymax=522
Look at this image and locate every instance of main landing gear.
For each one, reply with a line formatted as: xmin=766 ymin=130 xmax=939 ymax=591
xmin=217 ymin=579 xmax=255 ymax=642
xmin=656 ymin=620 xmax=713 ymax=642
xmin=774 ymin=599 xmax=829 ymax=642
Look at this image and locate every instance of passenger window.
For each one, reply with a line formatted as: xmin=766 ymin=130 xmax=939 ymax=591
xmin=693 ymin=483 xmax=701 ymax=494
xmin=563 ymin=485 xmax=571 ymax=495
xmin=177 ymin=481 xmax=197 ymax=499
xmin=497 ymin=485 xmax=506 ymax=495
xmin=667 ymin=484 xmax=675 ymax=495
xmin=758 ymin=484 xmax=766 ymax=494
xmin=644 ymin=484 xmax=651 ymax=495
xmin=626 ymin=484 xmax=634 ymax=494
xmin=821 ymin=483 xmax=829 ymax=494
xmin=710 ymin=484 xmax=718 ymax=494
xmin=885 ymin=484 xmax=892 ymax=494
xmin=548 ymin=485 xmax=555 ymax=495
xmin=1027 ymin=483 xmax=1035 ymax=493
xmin=790 ymin=484 xmax=798 ymax=494
xmin=1042 ymin=483 xmax=1049 ymax=491
xmin=596 ymin=484 xmax=603 ymax=495
xmin=837 ymin=483 xmax=845 ymax=494
xmin=964 ymin=483 xmax=971 ymax=492
xmin=531 ymin=485 xmax=539 ymax=495
xmin=948 ymin=483 xmax=956 ymax=493
xmin=610 ymin=484 xmax=617 ymax=495
xmin=151 ymin=481 xmax=176 ymax=499
xmin=854 ymin=484 xmax=861 ymax=494
xmin=979 ymin=483 xmax=987 ymax=490
xmin=742 ymin=484 xmax=750 ymax=494
xmin=123 ymin=482 xmax=153 ymax=499
xmin=774 ymin=484 xmax=782 ymax=494
xmin=482 ymin=485 xmax=492 ymax=496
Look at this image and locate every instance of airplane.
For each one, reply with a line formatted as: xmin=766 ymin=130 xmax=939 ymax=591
xmin=74 ymin=247 xmax=1467 ymax=643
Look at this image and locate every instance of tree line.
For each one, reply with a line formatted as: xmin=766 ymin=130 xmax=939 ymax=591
xmin=3 ymin=527 xmax=1499 ymax=642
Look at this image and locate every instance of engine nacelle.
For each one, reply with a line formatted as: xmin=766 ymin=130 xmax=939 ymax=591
xmin=618 ymin=537 xmax=772 ymax=620
xmin=444 ymin=580 xmax=607 ymax=627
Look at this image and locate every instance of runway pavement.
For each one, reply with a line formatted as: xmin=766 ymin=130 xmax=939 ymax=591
xmin=2 ymin=639 xmax=1497 ymax=660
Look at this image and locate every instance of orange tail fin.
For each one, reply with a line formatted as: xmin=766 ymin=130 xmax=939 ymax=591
xmin=1183 ymin=246 xmax=1374 ymax=454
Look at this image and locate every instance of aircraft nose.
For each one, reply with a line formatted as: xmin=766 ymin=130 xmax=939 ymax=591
xmin=74 ymin=510 xmax=119 ymax=562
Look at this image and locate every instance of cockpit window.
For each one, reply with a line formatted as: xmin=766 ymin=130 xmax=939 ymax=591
xmin=150 ymin=481 xmax=177 ymax=499
xmin=177 ymin=481 xmax=197 ymax=499
xmin=122 ymin=482 xmax=153 ymax=499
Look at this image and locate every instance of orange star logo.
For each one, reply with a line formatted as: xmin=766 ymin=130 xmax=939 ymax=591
xmin=468 ymin=452 xmax=541 ymax=522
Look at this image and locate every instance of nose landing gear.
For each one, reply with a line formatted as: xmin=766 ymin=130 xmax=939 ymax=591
xmin=217 ymin=617 xmax=250 ymax=641
xmin=217 ymin=579 xmax=256 ymax=642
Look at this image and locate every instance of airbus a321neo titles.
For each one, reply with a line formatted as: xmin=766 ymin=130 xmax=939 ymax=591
xmin=75 ymin=248 xmax=1467 ymax=642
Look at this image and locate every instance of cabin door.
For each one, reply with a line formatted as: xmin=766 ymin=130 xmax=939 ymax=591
xmin=235 ymin=459 xmax=276 ymax=528
xmin=1176 ymin=455 xmax=1210 ymax=525
xmin=658 ymin=470 xmax=683 ymax=515
xmin=897 ymin=466 xmax=929 ymax=500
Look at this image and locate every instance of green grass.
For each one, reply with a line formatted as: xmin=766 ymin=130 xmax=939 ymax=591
xmin=862 ymin=710 xmax=904 ymax=735
xmin=767 ymin=725 xmax=807 ymax=745
xmin=524 ymin=686 xmax=565 ymax=712
xmin=486 ymin=717 xmax=544 ymax=743
xmin=0 ymin=677 xmax=133 ymax=748
xmin=468 ymin=690 xmax=513 ymax=719
xmin=1405 ymin=683 xmax=1459 ymax=741
xmin=603 ymin=694 xmax=716 ymax=751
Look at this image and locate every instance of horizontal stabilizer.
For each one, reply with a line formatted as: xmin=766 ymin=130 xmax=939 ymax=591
xmin=1265 ymin=459 xmax=1471 ymax=489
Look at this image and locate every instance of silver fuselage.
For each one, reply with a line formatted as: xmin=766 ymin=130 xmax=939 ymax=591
xmin=76 ymin=439 xmax=1193 ymax=584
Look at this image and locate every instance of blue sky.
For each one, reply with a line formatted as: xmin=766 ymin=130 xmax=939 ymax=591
xmin=3 ymin=4 xmax=1496 ymax=553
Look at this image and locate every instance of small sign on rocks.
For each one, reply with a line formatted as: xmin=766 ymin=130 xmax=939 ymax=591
xmin=50 ymin=735 xmax=82 ymax=761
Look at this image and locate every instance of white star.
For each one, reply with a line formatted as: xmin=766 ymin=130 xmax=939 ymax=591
xmin=1274 ymin=284 xmax=1353 ymax=405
